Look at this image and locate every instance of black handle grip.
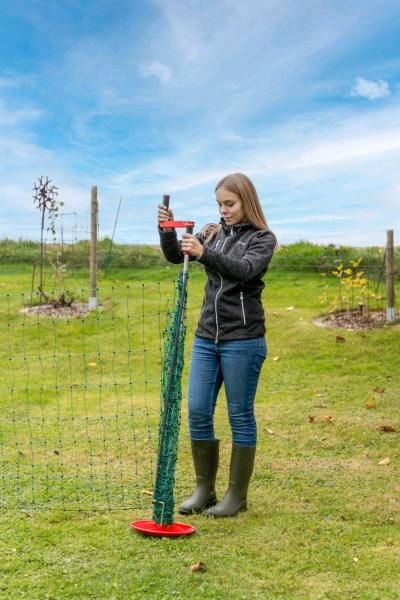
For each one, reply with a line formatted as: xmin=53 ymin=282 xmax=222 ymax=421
xmin=162 ymin=194 xmax=170 ymax=209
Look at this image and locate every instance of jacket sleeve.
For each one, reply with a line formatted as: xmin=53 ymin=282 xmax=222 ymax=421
xmin=198 ymin=230 xmax=276 ymax=281
xmin=158 ymin=227 xmax=204 ymax=264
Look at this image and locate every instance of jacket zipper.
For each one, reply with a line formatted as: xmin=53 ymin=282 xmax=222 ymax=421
xmin=240 ymin=291 xmax=246 ymax=326
xmin=215 ymin=275 xmax=223 ymax=343
xmin=220 ymin=238 xmax=228 ymax=252
xmin=214 ymin=230 xmax=231 ymax=343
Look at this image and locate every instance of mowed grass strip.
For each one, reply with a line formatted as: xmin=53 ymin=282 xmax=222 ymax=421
xmin=0 ymin=266 xmax=399 ymax=599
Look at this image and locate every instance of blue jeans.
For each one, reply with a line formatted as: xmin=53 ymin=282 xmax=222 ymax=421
xmin=187 ymin=336 xmax=267 ymax=446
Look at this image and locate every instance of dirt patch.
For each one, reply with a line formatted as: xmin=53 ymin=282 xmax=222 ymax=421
xmin=21 ymin=303 xmax=90 ymax=319
xmin=314 ymin=310 xmax=389 ymax=330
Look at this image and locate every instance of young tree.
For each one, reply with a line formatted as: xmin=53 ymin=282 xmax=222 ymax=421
xmin=33 ymin=176 xmax=63 ymax=301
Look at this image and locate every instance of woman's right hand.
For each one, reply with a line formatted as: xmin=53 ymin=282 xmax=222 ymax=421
xmin=158 ymin=204 xmax=174 ymax=230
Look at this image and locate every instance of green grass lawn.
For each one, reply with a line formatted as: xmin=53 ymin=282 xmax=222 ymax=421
xmin=0 ymin=265 xmax=399 ymax=599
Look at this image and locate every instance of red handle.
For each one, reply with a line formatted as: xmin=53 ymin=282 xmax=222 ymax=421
xmin=159 ymin=220 xmax=195 ymax=229
xmin=160 ymin=220 xmax=195 ymax=256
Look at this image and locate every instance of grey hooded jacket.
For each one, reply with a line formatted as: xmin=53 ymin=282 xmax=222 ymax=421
xmin=159 ymin=219 xmax=276 ymax=342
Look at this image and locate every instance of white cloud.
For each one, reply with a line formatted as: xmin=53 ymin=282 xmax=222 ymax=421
xmin=372 ymin=183 xmax=400 ymax=208
xmin=139 ymin=61 xmax=172 ymax=84
xmin=0 ymin=98 xmax=43 ymax=127
xmin=285 ymin=130 xmax=400 ymax=171
xmin=272 ymin=215 xmax=352 ymax=225
xmin=154 ymin=0 xmax=203 ymax=63
xmin=0 ymin=77 xmax=19 ymax=89
xmin=0 ymin=134 xmax=93 ymax=238
xmin=350 ymin=77 xmax=390 ymax=100
xmin=0 ymin=74 xmax=35 ymax=89
xmin=108 ymin=104 xmax=400 ymax=202
xmin=0 ymin=106 xmax=43 ymax=127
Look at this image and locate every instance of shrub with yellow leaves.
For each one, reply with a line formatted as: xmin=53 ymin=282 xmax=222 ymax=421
xmin=320 ymin=258 xmax=383 ymax=315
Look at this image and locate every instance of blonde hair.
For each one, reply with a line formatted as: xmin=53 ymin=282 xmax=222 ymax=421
xmin=202 ymin=172 xmax=273 ymax=243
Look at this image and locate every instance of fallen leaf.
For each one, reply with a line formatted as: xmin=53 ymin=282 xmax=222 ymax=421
xmin=377 ymin=425 xmax=397 ymax=433
xmin=373 ymin=387 xmax=386 ymax=394
xmin=378 ymin=457 xmax=391 ymax=466
xmin=323 ymin=415 xmax=334 ymax=423
xmin=286 ymin=306 xmax=295 ymax=311
xmin=308 ymin=416 xmax=316 ymax=423
xmin=266 ymin=428 xmax=274 ymax=435
xmin=190 ymin=562 xmax=207 ymax=573
xmin=88 ymin=362 xmax=97 ymax=368
xmin=336 ymin=335 xmax=346 ymax=343
xmin=366 ymin=401 xmax=376 ymax=409
xmin=272 ymin=356 xmax=280 ymax=362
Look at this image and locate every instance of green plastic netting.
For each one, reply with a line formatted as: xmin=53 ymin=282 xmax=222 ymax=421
xmin=152 ymin=271 xmax=188 ymax=525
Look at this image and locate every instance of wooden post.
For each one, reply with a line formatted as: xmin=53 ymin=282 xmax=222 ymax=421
xmin=89 ymin=186 xmax=98 ymax=310
xmin=386 ymin=229 xmax=395 ymax=322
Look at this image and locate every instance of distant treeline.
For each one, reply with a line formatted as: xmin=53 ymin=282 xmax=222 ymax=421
xmin=0 ymin=238 xmax=398 ymax=277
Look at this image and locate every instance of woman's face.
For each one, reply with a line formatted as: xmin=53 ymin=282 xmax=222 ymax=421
xmin=216 ymin=187 xmax=245 ymax=225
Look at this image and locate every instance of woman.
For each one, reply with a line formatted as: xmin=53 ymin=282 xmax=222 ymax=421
xmin=157 ymin=173 xmax=276 ymax=517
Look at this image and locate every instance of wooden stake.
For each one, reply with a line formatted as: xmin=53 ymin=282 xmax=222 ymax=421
xmin=89 ymin=186 xmax=98 ymax=310
xmin=386 ymin=229 xmax=395 ymax=322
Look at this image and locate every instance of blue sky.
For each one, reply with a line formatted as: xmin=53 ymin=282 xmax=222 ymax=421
xmin=1 ymin=0 xmax=400 ymax=246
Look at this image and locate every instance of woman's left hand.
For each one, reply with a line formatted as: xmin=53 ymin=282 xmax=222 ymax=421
xmin=181 ymin=234 xmax=204 ymax=258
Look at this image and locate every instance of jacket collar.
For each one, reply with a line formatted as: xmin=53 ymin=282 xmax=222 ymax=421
xmin=220 ymin=218 xmax=253 ymax=233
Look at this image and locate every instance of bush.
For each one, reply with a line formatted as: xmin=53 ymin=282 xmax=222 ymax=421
xmin=270 ymin=241 xmax=396 ymax=279
xmin=0 ymin=238 xmax=398 ymax=280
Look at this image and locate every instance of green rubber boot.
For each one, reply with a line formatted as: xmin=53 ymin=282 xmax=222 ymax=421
xmin=179 ymin=439 xmax=219 ymax=515
xmin=206 ymin=443 xmax=256 ymax=518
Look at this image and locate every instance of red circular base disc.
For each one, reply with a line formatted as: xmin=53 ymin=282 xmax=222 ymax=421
xmin=130 ymin=519 xmax=196 ymax=537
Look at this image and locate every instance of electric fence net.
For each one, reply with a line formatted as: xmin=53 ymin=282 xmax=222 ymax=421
xmin=152 ymin=272 xmax=187 ymax=526
xmin=0 ymin=280 xmax=186 ymax=512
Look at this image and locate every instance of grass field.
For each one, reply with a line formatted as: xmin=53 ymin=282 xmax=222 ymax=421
xmin=0 ymin=263 xmax=399 ymax=599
